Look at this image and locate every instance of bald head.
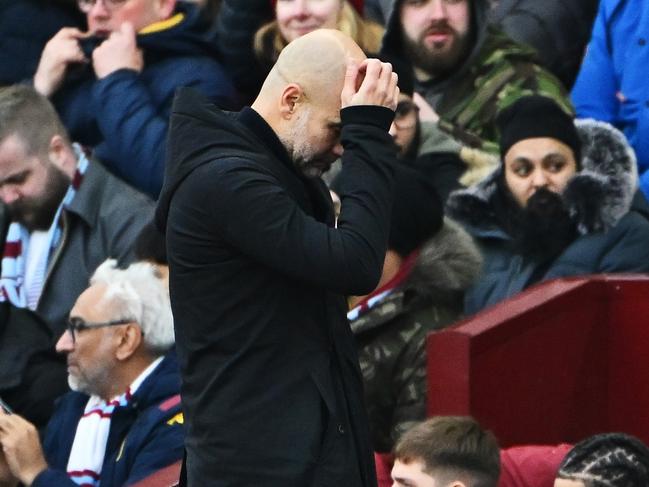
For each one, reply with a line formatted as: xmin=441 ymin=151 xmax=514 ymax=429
xmin=254 ymin=29 xmax=366 ymax=112
xmin=250 ymin=30 xmax=399 ymax=179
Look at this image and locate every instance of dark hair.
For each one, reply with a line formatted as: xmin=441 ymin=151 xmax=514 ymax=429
xmin=557 ymin=433 xmax=649 ymax=486
xmin=389 ymin=165 xmax=443 ymax=257
xmin=134 ymin=221 xmax=167 ymax=265
xmin=394 ymin=416 xmax=501 ymax=487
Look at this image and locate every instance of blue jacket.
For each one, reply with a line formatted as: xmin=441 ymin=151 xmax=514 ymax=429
xmin=572 ymin=0 xmax=649 ymax=200
xmin=32 ymin=353 xmax=183 ymax=487
xmin=51 ymin=2 xmax=236 ymax=197
xmin=0 ymin=0 xmax=84 ymax=85
xmin=448 ymin=119 xmax=649 ymax=315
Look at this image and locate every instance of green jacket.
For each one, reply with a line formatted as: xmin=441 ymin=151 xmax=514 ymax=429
xmin=433 ymin=27 xmax=573 ymax=152
xmin=381 ymin=0 xmax=572 ymax=154
xmin=349 ymin=219 xmax=482 ymax=452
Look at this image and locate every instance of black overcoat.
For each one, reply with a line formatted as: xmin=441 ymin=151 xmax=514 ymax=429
xmin=156 ymin=89 xmax=396 ymax=486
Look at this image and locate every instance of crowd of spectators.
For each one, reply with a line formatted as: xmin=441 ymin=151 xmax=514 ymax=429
xmin=1 ymin=0 xmax=649 ymax=484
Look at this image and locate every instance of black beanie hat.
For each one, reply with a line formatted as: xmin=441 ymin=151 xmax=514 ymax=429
xmin=389 ymin=165 xmax=444 ymax=257
xmin=497 ymin=95 xmax=581 ymax=165
xmin=557 ymin=433 xmax=649 ymax=486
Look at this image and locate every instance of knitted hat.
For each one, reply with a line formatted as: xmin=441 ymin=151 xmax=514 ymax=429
xmin=389 ymin=165 xmax=443 ymax=257
xmin=270 ymin=0 xmax=364 ymax=15
xmin=497 ymin=95 xmax=581 ymax=165
xmin=557 ymin=433 xmax=649 ymax=486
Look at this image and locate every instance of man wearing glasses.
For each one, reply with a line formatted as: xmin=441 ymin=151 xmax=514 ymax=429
xmin=32 ymin=0 xmax=236 ymax=197
xmin=0 ymin=259 xmax=182 ymax=487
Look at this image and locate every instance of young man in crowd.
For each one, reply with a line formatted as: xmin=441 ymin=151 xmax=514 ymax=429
xmin=391 ymin=416 xmax=501 ymax=487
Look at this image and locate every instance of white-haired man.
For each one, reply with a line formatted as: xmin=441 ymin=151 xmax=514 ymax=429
xmin=0 ymin=259 xmax=182 ymax=487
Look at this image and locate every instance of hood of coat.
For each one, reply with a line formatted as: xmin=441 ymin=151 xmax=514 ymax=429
xmin=380 ymin=0 xmax=489 ymax=79
xmin=350 ymin=218 xmax=482 ymax=333
xmin=447 ymin=119 xmax=639 ymax=237
xmin=137 ymin=1 xmax=221 ymax=59
xmin=155 ymin=88 xmax=266 ymax=229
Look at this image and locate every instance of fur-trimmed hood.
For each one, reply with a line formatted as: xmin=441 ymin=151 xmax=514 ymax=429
xmin=350 ymin=218 xmax=482 ymax=333
xmin=447 ymin=119 xmax=640 ymax=236
xmin=405 ymin=218 xmax=482 ymax=301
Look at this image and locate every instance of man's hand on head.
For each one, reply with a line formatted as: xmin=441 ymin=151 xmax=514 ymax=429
xmin=341 ymin=59 xmax=399 ymax=111
xmin=93 ymin=22 xmax=144 ymax=79
xmin=0 ymin=410 xmax=48 ymax=487
xmin=34 ymin=27 xmax=91 ymax=97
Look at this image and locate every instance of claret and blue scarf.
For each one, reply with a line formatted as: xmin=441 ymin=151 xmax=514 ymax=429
xmin=0 ymin=145 xmax=89 ymax=309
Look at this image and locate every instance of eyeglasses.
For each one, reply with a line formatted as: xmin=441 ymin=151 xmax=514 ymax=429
xmin=394 ymin=100 xmax=419 ymax=129
xmin=67 ymin=317 xmax=134 ymax=343
xmin=77 ymin=0 xmax=129 ymax=13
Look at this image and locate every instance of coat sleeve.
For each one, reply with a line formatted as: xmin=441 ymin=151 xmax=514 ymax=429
xmin=196 ymin=105 xmax=396 ymax=296
xmin=597 ymin=212 xmax=649 ymax=273
xmin=31 ymin=468 xmax=81 ymax=487
xmin=390 ymin=326 xmax=426 ymax=448
xmin=571 ymin=0 xmax=619 ymax=125
xmin=90 ymin=63 xmax=235 ymax=197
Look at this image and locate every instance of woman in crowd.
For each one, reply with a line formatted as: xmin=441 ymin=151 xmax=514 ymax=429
xmin=216 ymin=0 xmax=383 ymax=101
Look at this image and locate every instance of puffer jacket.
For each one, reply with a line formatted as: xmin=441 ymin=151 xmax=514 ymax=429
xmin=51 ymin=2 xmax=236 ymax=197
xmin=447 ymin=119 xmax=649 ymax=315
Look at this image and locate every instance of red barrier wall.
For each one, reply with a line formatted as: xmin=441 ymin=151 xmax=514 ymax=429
xmin=426 ymin=275 xmax=649 ymax=447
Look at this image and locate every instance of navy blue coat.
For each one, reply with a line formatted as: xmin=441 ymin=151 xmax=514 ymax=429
xmin=0 ymin=0 xmax=84 ymax=85
xmin=448 ymin=119 xmax=649 ymax=315
xmin=51 ymin=2 xmax=236 ymax=197
xmin=32 ymin=353 xmax=183 ymax=487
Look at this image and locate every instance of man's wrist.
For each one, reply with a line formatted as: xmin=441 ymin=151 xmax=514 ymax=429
xmin=340 ymin=105 xmax=394 ymax=131
xmin=19 ymin=463 xmax=47 ymax=487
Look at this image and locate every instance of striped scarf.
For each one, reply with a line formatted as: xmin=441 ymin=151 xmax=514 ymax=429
xmin=0 ymin=144 xmax=89 ymax=308
xmin=66 ymin=357 xmax=163 ymax=486
xmin=347 ymin=249 xmax=421 ymax=321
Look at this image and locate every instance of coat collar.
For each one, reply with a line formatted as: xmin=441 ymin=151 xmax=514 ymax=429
xmin=65 ymin=159 xmax=110 ymax=229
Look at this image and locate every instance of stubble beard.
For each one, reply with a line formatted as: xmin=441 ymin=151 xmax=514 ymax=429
xmin=281 ymin=108 xmax=334 ymax=179
xmin=68 ymin=363 xmax=112 ymax=398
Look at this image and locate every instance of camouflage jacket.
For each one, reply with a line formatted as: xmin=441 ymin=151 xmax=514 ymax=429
xmin=428 ymin=27 xmax=573 ymax=153
xmin=349 ymin=219 xmax=482 ymax=452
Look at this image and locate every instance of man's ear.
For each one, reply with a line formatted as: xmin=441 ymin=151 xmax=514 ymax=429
xmin=48 ymin=135 xmax=66 ymax=164
xmin=279 ymin=83 xmax=304 ymax=119
xmin=115 ymin=323 xmax=143 ymax=361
